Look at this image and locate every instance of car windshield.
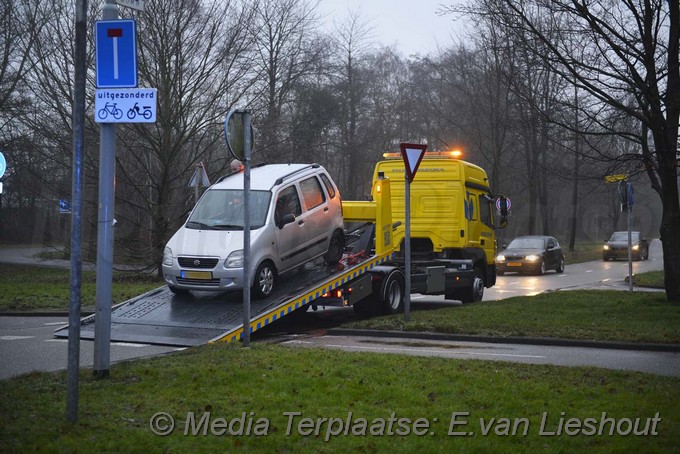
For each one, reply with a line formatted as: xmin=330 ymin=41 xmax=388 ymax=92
xmin=186 ymin=189 xmax=272 ymax=230
xmin=610 ymin=232 xmax=639 ymax=241
xmin=507 ymin=238 xmax=545 ymax=249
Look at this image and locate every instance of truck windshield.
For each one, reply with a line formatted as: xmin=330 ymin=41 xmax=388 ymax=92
xmin=187 ymin=189 xmax=272 ymax=230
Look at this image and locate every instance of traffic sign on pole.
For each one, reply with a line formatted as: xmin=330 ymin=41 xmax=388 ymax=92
xmin=95 ymin=20 xmax=137 ymax=88
xmin=0 ymin=151 xmax=6 ymax=178
xmin=399 ymin=143 xmax=428 ymax=183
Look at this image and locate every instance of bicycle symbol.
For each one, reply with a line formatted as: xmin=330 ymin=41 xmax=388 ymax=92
xmin=97 ymin=102 xmax=123 ymax=120
xmin=127 ymin=102 xmax=153 ymax=120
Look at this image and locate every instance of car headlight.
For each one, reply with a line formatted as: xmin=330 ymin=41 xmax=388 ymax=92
xmin=225 ymin=250 xmax=244 ymax=268
xmin=496 ymin=254 xmax=506 ymax=262
xmin=632 ymin=244 xmax=639 ymax=251
xmin=603 ymin=245 xmax=610 ymax=250
xmin=525 ymin=255 xmax=540 ymax=262
xmin=162 ymin=247 xmax=173 ymax=266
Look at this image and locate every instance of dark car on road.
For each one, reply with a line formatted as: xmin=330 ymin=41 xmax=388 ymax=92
xmin=603 ymin=231 xmax=649 ymax=261
xmin=495 ymin=235 xmax=565 ymax=276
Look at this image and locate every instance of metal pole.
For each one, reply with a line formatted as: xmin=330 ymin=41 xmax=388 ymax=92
xmin=67 ymin=0 xmax=88 ymax=422
xmin=242 ymin=112 xmax=251 ymax=346
xmin=404 ymin=174 xmax=411 ymax=322
xmin=627 ymin=185 xmax=633 ymax=292
xmin=93 ymin=0 xmax=118 ymax=378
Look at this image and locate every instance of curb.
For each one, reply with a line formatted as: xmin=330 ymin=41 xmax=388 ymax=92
xmin=327 ymin=328 xmax=680 ymax=353
xmin=0 ymin=311 xmax=94 ymax=317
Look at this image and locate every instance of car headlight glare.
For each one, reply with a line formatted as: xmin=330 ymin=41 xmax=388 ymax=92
xmin=496 ymin=254 xmax=506 ymax=262
xmin=632 ymin=244 xmax=639 ymax=251
xmin=162 ymin=247 xmax=173 ymax=266
xmin=525 ymin=255 xmax=540 ymax=262
xmin=225 ymin=250 xmax=244 ymax=268
xmin=603 ymin=245 xmax=610 ymax=250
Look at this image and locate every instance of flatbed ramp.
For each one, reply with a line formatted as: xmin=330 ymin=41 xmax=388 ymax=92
xmin=54 ymin=252 xmax=392 ymax=347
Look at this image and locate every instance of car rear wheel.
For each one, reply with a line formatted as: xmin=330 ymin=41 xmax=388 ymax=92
xmin=555 ymin=256 xmax=565 ymax=273
xmin=324 ymin=231 xmax=345 ymax=265
xmin=252 ymin=261 xmax=275 ymax=299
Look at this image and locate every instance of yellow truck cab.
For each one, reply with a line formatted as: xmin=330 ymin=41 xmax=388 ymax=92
xmin=372 ymin=152 xmax=503 ymax=295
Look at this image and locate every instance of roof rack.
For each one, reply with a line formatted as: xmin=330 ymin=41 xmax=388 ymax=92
xmin=272 ymin=163 xmax=320 ymax=188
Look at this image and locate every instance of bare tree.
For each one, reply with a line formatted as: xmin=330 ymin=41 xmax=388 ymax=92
xmin=446 ymin=0 xmax=680 ymax=301
xmin=119 ymin=0 xmax=258 ymax=273
xmin=250 ymin=0 xmax=327 ymax=163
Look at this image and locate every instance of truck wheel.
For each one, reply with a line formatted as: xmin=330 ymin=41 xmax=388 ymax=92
xmin=453 ymin=267 xmax=484 ymax=304
xmin=324 ymin=231 xmax=345 ymax=265
xmin=252 ymin=261 xmax=275 ymax=299
xmin=380 ymin=270 xmax=405 ymax=315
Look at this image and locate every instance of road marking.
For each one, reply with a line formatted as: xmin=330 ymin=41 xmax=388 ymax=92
xmin=45 ymin=339 xmax=68 ymax=343
xmin=44 ymin=322 xmax=68 ymax=326
xmin=585 ymin=270 xmax=593 ymax=273
xmin=0 ymin=335 xmax=35 ymax=341
xmin=286 ymin=340 xmax=545 ymax=359
xmin=111 ymin=342 xmax=149 ymax=348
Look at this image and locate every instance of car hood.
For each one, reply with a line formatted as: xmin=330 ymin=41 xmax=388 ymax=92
xmin=499 ymin=248 xmax=544 ymax=257
xmin=166 ymin=227 xmax=265 ymax=259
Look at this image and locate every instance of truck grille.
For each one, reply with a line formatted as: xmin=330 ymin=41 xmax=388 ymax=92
xmin=178 ymin=257 xmax=219 ymax=269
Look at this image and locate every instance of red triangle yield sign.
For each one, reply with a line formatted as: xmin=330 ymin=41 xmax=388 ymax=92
xmin=399 ymin=143 xmax=428 ymax=183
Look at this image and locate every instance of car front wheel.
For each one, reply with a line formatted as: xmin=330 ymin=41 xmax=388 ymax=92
xmin=252 ymin=261 xmax=275 ymax=299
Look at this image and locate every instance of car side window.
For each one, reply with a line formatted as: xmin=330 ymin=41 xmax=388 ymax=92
xmin=548 ymin=238 xmax=556 ymax=249
xmin=275 ymin=186 xmax=302 ymax=225
xmin=319 ymin=173 xmax=337 ymax=199
xmin=299 ymin=176 xmax=326 ymax=211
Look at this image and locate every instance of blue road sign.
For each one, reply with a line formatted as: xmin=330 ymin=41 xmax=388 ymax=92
xmin=0 ymin=151 xmax=6 ymax=179
xmin=95 ymin=20 xmax=137 ymax=88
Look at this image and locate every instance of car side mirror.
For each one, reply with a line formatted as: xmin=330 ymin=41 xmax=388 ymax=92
xmin=279 ymin=213 xmax=295 ymax=229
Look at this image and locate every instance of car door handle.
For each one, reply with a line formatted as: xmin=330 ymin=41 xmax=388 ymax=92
xmin=298 ymin=220 xmax=304 ymax=226
xmin=324 ymin=207 xmax=329 ymax=212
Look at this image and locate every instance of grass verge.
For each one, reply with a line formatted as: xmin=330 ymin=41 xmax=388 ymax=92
xmin=1 ymin=343 xmax=678 ymax=452
xmin=347 ymin=290 xmax=680 ymax=344
xmin=633 ymin=270 xmax=665 ymax=289
xmin=0 ymin=263 xmax=163 ymax=312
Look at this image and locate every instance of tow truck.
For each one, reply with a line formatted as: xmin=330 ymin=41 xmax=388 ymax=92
xmin=56 ymin=152 xmax=507 ymax=346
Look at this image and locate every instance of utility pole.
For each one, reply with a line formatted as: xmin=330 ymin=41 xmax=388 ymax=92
xmin=66 ymin=0 xmax=88 ymax=422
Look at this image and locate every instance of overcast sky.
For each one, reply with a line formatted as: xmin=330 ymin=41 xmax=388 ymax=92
xmin=317 ymin=0 xmax=466 ymax=56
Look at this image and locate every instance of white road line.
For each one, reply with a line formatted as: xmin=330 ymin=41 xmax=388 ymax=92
xmin=0 ymin=335 xmax=35 ymax=341
xmin=45 ymin=339 xmax=68 ymax=343
xmin=44 ymin=322 xmax=68 ymax=326
xmin=585 ymin=270 xmax=593 ymax=273
xmin=111 ymin=342 xmax=150 ymax=348
xmin=286 ymin=340 xmax=545 ymax=359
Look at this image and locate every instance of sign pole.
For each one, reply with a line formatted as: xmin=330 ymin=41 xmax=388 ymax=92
xmin=627 ymin=183 xmax=633 ymax=292
xmin=404 ymin=173 xmax=411 ymax=322
xmin=66 ymin=0 xmax=88 ymax=423
xmin=399 ymin=143 xmax=427 ymax=322
xmin=93 ymin=0 xmax=119 ymax=378
xmin=242 ymin=112 xmax=252 ymax=347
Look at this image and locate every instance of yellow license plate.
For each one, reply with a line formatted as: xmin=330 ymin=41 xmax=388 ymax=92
xmin=508 ymin=262 xmax=522 ymax=267
xmin=182 ymin=270 xmax=212 ymax=279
